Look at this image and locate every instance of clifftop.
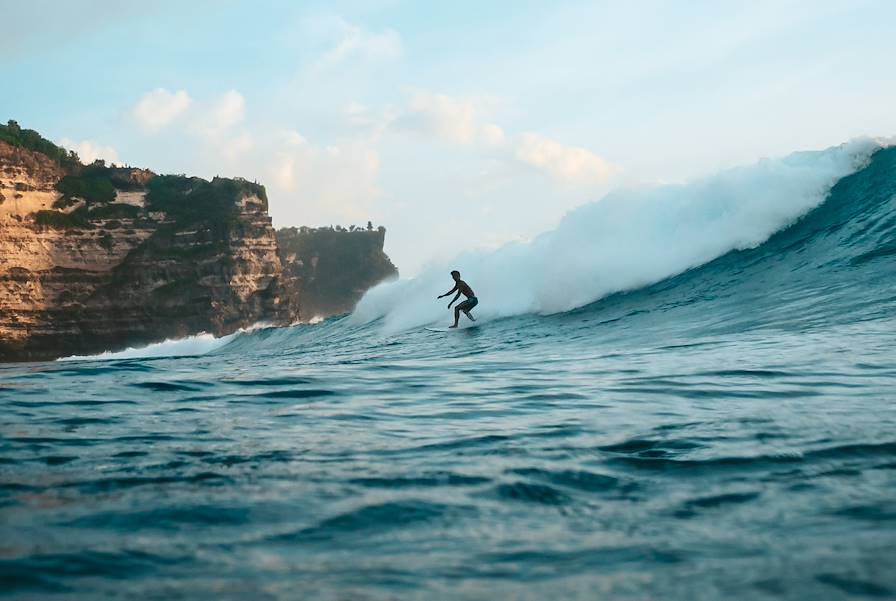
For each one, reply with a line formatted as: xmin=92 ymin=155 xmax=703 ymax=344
xmin=0 ymin=120 xmax=266 ymax=224
xmin=0 ymin=120 xmax=80 ymax=172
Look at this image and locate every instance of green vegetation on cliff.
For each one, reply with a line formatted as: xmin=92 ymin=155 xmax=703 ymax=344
xmin=0 ymin=120 xmax=80 ymax=169
xmin=146 ymin=175 xmax=268 ymax=244
xmin=56 ymin=172 xmax=117 ymax=204
xmin=35 ymin=171 xmax=265 ymax=231
xmin=33 ymin=209 xmax=90 ymax=229
xmin=146 ymin=175 xmax=267 ymax=225
xmin=54 ymin=162 xmax=150 ymax=206
xmin=34 ymin=203 xmax=143 ymax=230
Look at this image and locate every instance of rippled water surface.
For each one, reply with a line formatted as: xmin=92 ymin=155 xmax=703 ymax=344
xmin=3 ymin=148 xmax=896 ymax=599
xmin=2 ymin=306 xmax=895 ymax=600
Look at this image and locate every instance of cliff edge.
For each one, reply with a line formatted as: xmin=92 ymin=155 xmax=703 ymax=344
xmin=276 ymin=225 xmax=398 ymax=320
xmin=0 ymin=121 xmax=396 ymax=361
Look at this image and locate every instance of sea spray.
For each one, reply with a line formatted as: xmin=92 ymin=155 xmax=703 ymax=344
xmin=352 ymin=138 xmax=881 ymax=331
xmin=56 ymin=322 xmax=280 ymax=361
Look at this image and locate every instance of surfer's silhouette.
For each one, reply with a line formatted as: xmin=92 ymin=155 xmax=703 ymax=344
xmin=437 ymin=270 xmax=478 ymax=328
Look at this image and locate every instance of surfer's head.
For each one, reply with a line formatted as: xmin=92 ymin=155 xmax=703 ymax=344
xmin=451 ymin=270 xmax=460 ymax=281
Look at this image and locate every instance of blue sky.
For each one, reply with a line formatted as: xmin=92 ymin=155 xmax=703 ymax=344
xmin=3 ymin=0 xmax=895 ymax=273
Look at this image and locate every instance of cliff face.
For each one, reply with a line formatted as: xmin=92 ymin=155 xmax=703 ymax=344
xmin=0 ymin=124 xmax=291 ymax=361
xmin=0 ymin=122 xmax=397 ymax=361
xmin=276 ymin=226 xmax=398 ymax=320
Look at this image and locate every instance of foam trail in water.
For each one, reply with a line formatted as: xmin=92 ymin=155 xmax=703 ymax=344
xmin=353 ymin=139 xmax=881 ymax=332
xmin=58 ymin=332 xmax=235 ymax=361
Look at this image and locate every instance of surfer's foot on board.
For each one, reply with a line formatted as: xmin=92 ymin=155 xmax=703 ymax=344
xmin=449 ymin=324 xmax=458 ymax=328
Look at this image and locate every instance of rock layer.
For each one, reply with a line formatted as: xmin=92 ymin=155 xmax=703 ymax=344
xmin=0 ymin=124 xmax=397 ymax=362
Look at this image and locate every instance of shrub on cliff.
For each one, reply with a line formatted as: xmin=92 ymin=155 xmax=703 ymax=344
xmin=104 ymin=166 xmax=152 ymax=191
xmin=145 ymin=175 xmax=267 ymax=225
xmin=0 ymin=120 xmax=80 ymax=170
xmin=147 ymin=176 xmax=229 ymax=223
xmin=56 ymin=173 xmax=116 ymax=204
xmin=88 ymin=203 xmax=141 ymax=220
xmin=33 ymin=209 xmax=91 ymax=229
xmin=53 ymin=160 xmax=150 ymax=205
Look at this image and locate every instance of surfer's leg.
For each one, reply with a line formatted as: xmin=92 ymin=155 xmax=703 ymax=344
xmin=450 ymin=306 xmax=460 ymax=328
xmin=463 ymin=297 xmax=477 ymax=321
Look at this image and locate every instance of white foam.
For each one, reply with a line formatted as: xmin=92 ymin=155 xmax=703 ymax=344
xmin=353 ymin=138 xmax=881 ymax=332
xmin=58 ymin=332 xmax=235 ymax=361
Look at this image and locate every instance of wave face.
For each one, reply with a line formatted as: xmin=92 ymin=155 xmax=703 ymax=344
xmin=3 ymin=142 xmax=896 ymax=600
xmin=353 ymin=139 xmax=881 ymax=330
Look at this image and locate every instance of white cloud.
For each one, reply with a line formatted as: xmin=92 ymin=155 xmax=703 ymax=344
xmin=132 ymin=88 xmax=244 ymax=138
xmin=268 ymin=133 xmax=381 ymax=223
xmin=58 ymin=138 xmax=120 ymax=165
xmin=314 ymin=15 xmax=402 ymax=66
xmin=342 ymin=101 xmax=398 ymax=140
xmin=221 ymin=131 xmax=254 ymax=162
xmin=480 ymin=123 xmax=506 ymax=147
xmin=281 ymin=129 xmax=307 ymax=146
xmin=396 ymin=90 xmax=504 ymax=146
xmin=132 ymin=88 xmax=191 ymax=132
xmin=194 ymin=90 xmax=246 ymax=137
xmin=515 ymin=133 xmax=615 ymax=183
xmin=345 ymin=101 xmax=367 ymax=117
xmin=271 ymin=154 xmax=297 ymax=191
xmin=392 ymin=89 xmax=614 ymax=184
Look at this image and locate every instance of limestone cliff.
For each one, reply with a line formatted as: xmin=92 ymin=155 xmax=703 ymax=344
xmin=0 ymin=121 xmax=399 ymax=361
xmin=276 ymin=226 xmax=398 ymax=320
xmin=0 ymin=123 xmax=292 ymax=361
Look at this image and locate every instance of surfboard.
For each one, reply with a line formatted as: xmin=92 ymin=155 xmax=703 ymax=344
xmin=425 ymin=325 xmax=479 ymax=332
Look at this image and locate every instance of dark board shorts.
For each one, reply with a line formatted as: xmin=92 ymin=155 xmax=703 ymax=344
xmin=457 ymin=296 xmax=478 ymax=311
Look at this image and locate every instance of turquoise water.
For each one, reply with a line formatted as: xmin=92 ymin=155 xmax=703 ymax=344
xmin=1 ymin=148 xmax=895 ymax=599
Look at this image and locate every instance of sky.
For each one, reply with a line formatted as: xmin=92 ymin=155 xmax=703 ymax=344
xmin=3 ymin=0 xmax=895 ymax=274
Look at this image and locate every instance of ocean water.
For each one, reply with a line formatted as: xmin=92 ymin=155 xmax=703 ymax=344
xmin=2 ymin=144 xmax=895 ymax=600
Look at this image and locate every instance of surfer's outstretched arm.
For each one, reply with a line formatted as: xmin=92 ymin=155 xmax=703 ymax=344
xmin=437 ymin=284 xmax=458 ymax=299
xmin=447 ymin=291 xmax=461 ymax=308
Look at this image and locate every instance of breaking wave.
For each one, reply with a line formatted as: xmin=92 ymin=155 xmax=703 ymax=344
xmin=58 ymin=333 xmax=235 ymax=361
xmin=352 ymin=139 xmax=882 ymax=331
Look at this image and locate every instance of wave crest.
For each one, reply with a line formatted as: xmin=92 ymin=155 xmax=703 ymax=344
xmin=353 ymin=139 xmax=881 ymax=331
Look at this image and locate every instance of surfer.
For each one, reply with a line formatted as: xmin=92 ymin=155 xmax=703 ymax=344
xmin=437 ymin=270 xmax=478 ymax=328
